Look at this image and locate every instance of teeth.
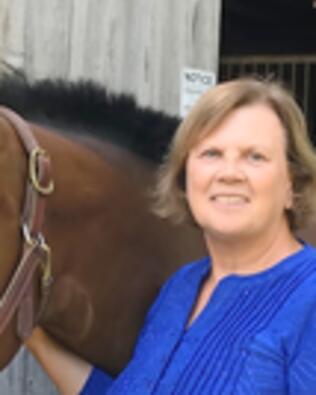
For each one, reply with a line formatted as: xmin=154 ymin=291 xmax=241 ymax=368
xmin=213 ymin=196 xmax=246 ymax=204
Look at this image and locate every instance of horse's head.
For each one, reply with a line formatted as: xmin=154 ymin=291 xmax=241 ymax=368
xmin=0 ymin=108 xmax=53 ymax=369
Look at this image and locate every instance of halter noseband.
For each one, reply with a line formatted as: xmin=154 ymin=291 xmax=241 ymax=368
xmin=0 ymin=106 xmax=54 ymax=340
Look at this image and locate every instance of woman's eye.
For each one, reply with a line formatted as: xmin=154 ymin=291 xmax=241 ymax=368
xmin=248 ymin=152 xmax=266 ymax=161
xmin=200 ymin=149 xmax=221 ymax=158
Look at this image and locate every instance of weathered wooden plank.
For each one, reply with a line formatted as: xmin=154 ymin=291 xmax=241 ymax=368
xmin=0 ymin=1 xmax=222 ymax=393
xmin=2 ymin=0 xmax=221 ymax=115
xmin=70 ymin=0 xmax=221 ymax=115
xmin=24 ymin=0 xmax=73 ymax=79
xmin=1 ymin=0 xmax=26 ymax=70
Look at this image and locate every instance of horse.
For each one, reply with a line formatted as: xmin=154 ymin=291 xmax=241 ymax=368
xmin=0 ymin=74 xmax=314 ymax=379
xmin=0 ymin=74 xmax=206 ymax=376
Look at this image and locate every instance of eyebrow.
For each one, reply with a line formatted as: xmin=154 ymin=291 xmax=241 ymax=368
xmin=196 ymin=142 xmax=271 ymax=151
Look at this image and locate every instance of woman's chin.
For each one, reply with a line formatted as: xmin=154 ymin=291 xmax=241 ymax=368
xmin=203 ymin=226 xmax=254 ymax=242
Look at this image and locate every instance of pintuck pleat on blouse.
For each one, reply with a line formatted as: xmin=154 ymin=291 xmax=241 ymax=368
xmin=81 ymin=243 xmax=316 ymax=395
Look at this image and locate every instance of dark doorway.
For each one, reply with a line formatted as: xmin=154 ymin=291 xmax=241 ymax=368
xmin=219 ymin=0 xmax=316 ymax=143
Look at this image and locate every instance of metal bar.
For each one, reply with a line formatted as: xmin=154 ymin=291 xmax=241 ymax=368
xmin=303 ymin=62 xmax=311 ymax=115
xmin=264 ymin=62 xmax=270 ymax=77
xmin=291 ymin=62 xmax=297 ymax=94
xmin=226 ymin=62 xmax=233 ymax=79
xmin=221 ymin=55 xmax=316 ymax=65
xmin=278 ymin=62 xmax=284 ymax=80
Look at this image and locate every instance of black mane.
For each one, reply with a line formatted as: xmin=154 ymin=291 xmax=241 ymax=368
xmin=0 ymin=74 xmax=180 ymax=162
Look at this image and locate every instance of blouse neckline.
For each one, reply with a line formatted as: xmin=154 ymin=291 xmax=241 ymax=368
xmin=184 ymin=243 xmax=314 ymax=332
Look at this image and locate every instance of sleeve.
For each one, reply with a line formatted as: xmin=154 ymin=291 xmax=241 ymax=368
xmin=143 ymin=271 xmax=178 ymax=322
xmin=135 ymin=264 xmax=188 ymax=334
xmin=79 ymin=264 xmax=189 ymax=394
xmin=288 ymin=305 xmax=316 ymax=394
xmin=79 ymin=367 xmax=113 ymax=395
xmin=78 ymin=276 xmax=176 ymax=394
xmin=144 ymin=260 xmax=202 ymax=324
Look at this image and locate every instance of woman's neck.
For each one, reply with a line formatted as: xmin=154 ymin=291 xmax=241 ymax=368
xmin=204 ymin=224 xmax=301 ymax=284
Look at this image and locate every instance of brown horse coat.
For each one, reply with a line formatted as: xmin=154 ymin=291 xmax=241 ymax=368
xmin=0 ymin=118 xmax=205 ymax=375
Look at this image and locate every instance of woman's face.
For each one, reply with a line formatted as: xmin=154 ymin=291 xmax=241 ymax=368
xmin=185 ymin=103 xmax=293 ymax=242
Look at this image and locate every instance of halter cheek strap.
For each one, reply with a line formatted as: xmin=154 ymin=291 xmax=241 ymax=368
xmin=0 ymin=106 xmax=54 ymax=340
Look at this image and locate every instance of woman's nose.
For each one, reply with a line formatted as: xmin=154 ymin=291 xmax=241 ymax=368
xmin=216 ymin=158 xmax=246 ymax=182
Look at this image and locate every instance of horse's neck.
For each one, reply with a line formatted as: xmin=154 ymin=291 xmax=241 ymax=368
xmin=74 ymin=135 xmax=156 ymax=185
xmin=33 ymin=125 xmax=152 ymax=216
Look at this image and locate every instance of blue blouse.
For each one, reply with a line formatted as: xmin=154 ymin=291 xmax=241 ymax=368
xmin=81 ymin=243 xmax=316 ymax=394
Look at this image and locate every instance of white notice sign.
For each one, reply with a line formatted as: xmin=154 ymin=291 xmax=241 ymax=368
xmin=180 ymin=67 xmax=216 ymax=118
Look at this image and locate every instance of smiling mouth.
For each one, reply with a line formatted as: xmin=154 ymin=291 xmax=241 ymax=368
xmin=211 ymin=195 xmax=249 ymax=205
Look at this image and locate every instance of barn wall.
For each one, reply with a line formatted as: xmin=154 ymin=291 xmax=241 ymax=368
xmin=0 ymin=0 xmax=221 ymax=394
xmin=0 ymin=0 xmax=221 ymax=115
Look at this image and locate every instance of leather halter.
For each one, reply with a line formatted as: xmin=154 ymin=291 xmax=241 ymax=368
xmin=0 ymin=106 xmax=54 ymax=340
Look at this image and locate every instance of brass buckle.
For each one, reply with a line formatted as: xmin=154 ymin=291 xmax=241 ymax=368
xmin=38 ymin=235 xmax=53 ymax=293
xmin=22 ymin=224 xmax=53 ymax=293
xmin=29 ymin=147 xmax=54 ymax=195
xmin=22 ymin=223 xmax=36 ymax=247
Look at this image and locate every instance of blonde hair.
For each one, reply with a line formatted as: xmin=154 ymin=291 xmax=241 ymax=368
xmin=153 ymin=78 xmax=316 ymax=231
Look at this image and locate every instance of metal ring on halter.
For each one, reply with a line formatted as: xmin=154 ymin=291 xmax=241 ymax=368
xmin=22 ymin=223 xmax=36 ymax=247
xmin=22 ymin=225 xmax=53 ymax=290
xmin=37 ymin=234 xmax=53 ymax=290
xmin=29 ymin=147 xmax=54 ymax=195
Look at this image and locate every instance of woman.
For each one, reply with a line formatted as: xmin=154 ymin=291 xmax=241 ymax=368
xmin=26 ymin=78 xmax=316 ymax=394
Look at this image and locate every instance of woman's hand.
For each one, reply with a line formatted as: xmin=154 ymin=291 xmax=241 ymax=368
xmin=25 ymin=327 xmax=92 ymax=395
